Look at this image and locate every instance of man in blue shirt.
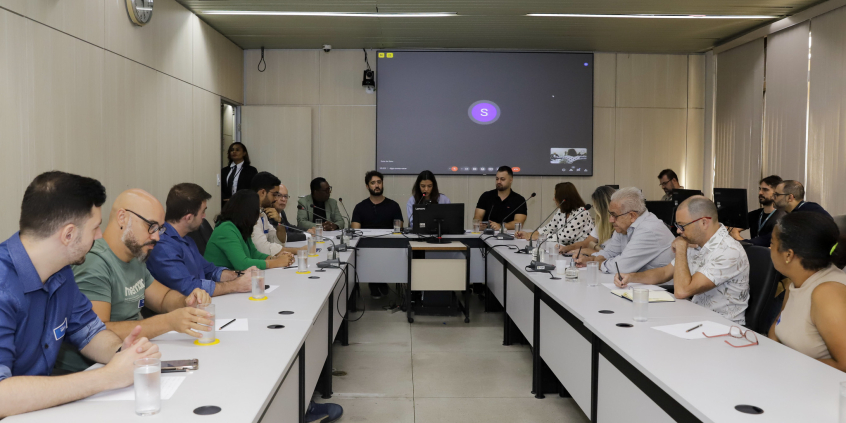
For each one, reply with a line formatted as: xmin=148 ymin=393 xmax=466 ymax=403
xmin=147 ymin=183 xmax=251 ymax=296
xmin=0 ymin=171 xmax=160 ymax=417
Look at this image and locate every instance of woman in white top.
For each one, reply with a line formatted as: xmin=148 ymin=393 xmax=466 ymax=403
xmin=516 ymin=182 xmax=593 ymax=245
xmin=559 ymin=185 xmax=615 ymax=257
xmin=769 ymin=212 xmax=846 ymax=372
xmin=407 ymin=170 xmax=450 ymax=226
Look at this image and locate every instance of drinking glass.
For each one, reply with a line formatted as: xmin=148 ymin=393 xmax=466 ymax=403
xmin=307 ymin=236 xmax=316 ymax=255
xmin=315 ymin=225 xmax=323 ymax=240
xmin=586 ymin=262 xmax=599 ymax=287
xmin=472 ymin=219 xmax=481 ymax=233
xmin=196 ymin=303 xmax=216 ymax=343
xmin=134 ymin=357 xmax=161 ymax=416
xmin=251 ymin=268 xmax=265 ymax=299
xmin=632 ymin=288 xmax=649 ymax=322
xmin=297 ymin=250 xmax=308 ymax=272
xmin=393 ymin=219 xmax=402 ymax=233
xmin=514 ymin=222 xmax=523 ymax=235
xmin=555 ymin=259 xmax=568 ymax=276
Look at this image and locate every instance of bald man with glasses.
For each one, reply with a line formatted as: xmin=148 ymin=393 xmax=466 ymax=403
xmin=54 ymin=189 xmax=212 ymax=374
xmin=576 ymin=187 xmax=675 ymax=275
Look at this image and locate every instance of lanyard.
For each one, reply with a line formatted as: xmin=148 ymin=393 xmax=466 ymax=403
xmin=758 ymin=209 xmax=776 ymax=234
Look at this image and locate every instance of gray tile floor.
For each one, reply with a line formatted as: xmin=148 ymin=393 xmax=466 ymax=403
xmin=315 ymin=284 xmax=591 ymax=423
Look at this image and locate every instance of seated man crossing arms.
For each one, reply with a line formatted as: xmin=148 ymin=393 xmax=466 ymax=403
xmin=614 ymin=196 xmax=751 ymax=324
xmin=147 ymin=183 xmax=253 ymax=297
xmin=55 ymin=189 xmax=213 ymax=374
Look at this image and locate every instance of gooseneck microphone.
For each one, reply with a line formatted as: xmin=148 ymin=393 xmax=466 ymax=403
xmin=528 ymin=204 xmax=593 ymax=272
xmin=337 ymin=198 xmax=357 ymax=236
xmin=309 ymin=204 xmax=345 ymax=230
xmin=279 ymin=223 xmax=343 ymax=267
xmin=516 ymin=198 xmax=567 ymax=254
xmin=494 ymin=192 xmax=536 ymax=240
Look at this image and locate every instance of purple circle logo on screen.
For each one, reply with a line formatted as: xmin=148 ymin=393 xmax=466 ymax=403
xmin=468 ymin=100 xmax=500 ymax=125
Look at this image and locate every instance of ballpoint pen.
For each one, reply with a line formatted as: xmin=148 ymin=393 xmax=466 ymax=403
xmin=218 ymin=319 xmax=236 ymax=330
xmin=686 ymin=323 xmax=703 ymax=333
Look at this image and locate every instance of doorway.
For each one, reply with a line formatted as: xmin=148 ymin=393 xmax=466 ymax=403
xmin=221 ymin=100 xmax=240 ymax=169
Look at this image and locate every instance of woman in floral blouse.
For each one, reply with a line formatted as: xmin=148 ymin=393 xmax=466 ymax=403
xmin=516 ymin=182 xmax=594 ymax=246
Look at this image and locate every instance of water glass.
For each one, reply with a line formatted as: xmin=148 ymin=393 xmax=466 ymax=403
xmin=839 ymin=381 xmax=846 ymax=423
xmin=251 ymin=268 xmax=265 ymax=299
xmin=555 ymin=259 xmax=568 ymax=276
xmin=393 ymin=219 xmax=402 ymax=233
xmin=586 ymin=262 xmax=599 ymax=287
xmin=472 ymin=219 xmax=481 ymax=233
xmin=297 ymin=250 xmax=308 ymax=272
xmin=564 ymin=262 xmax=579 ymax=280
xmin=307 ymin=236 xmax=316 ymax=255
xmin=315 ymin=225 xmax=323 ymax=240
xmin=315 ymin=218 xmax=323 ymax=228
xmin=514 ymin=222 xmax=523 ymax=235
xmin=632 ymin=288 xmax=649 ymax=322
xmin=196 ymin=303 xmax=215 ymax=343
xmin=134 ymin=357 xmax=161 ymax=416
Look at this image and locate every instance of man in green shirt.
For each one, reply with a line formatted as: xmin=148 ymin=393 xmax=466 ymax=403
xmin=55 ymin=189 xmax=212 ymax=373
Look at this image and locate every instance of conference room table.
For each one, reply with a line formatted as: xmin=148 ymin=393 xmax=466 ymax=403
xmin=7 ymin=229 xmax=845 ymax=422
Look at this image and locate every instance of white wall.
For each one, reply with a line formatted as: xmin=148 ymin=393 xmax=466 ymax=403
xmin=0 ymin=0 xmax=244 ymax=238
xmin=242 ymin=50 xmax=706 ymax=228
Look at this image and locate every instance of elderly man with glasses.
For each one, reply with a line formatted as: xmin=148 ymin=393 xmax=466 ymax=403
xmin=613 ymin=195 xmax=751 ymax=324
xmin=576 ymin=187 xmax=675 ymax=274
xmin=264 ymin=183 xmax=313 ymax=242
xmin=54 ymin=189 xmax=212 ymax=374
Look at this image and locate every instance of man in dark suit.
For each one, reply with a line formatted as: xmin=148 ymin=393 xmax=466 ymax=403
xmin=265 ymin=184 xmax=313 ymax=242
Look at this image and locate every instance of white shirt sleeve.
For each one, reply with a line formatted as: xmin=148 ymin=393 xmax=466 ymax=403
xmin=252 ymin=214 xmax=283 ymax=256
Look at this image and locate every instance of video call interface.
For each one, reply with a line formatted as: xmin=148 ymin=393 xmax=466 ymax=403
xmin=376 ymin=51 xmax=594 ymax=176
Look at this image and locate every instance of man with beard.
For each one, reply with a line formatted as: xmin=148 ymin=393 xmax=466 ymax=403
xmin=657 ymin=169 xmax=684 ymax=201
xmin=351 ymin=170 xmax=404 ymax=298
xmin=614 ymin=196 xmax=750 ymax=324
xmin=147 ymin=183 xmax=253 ymax=297
xmin=473 ymin=166 xmax=527 ymax=231
xmin=729 ymin=175 xmax=785 ymax=246
xmin=0 ymin=172 xmax=160 ymax=417
xmin=55 ymin=189 xmax=211 ymax=374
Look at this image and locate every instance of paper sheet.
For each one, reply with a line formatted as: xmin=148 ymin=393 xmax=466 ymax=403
xmin=602 ymin=282 xmax=666 ymax=291
xmin=81 ymin=376 xmax=186 ymax=401
xmin=652 ymin=321 xmax=732 ymax=340
xmin=265 ymin=285 xmax=279 ymax=293
xmin=216 ymin=318 xmax=248 ymax=331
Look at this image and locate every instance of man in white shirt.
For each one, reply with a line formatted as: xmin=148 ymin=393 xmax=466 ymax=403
xmin=614 ymin=196 xmax=750 ymax=324
xmin=576 ymin=187 xmax=674 ymax=274
xmin=249 ymin=172 xmax=299 ymax=259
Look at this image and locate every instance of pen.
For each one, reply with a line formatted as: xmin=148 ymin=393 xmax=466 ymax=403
xmin=615 ymin=262 xmax=622 ymax=282
xmin=218 ymin=318 xmax=236 ymax=330
xmin=685 ymin=323 xmax=703 ymax=333
xmin=577 ymin=247 xmax=582 ymax=260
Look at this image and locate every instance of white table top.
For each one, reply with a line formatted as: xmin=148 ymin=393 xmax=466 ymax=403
xmin=485 ymin=236 xmax=846 ymax=423
xmin=7 ymin=320 xmax=312 ymax=423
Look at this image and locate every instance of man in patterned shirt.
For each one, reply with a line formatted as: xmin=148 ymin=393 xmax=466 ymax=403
xmin=614 ymin=196 xmax=750 ymax=324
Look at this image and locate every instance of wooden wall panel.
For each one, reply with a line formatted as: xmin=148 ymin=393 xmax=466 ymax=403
xmin=686 ymin=109 xmax=705 ymax=191
xmin=244 ymin=50 xmax=320 ymax=105
xmin=192 ymin=15 xmax=244 ymax=103
xmin=319 ymin=49 xmax=377 ymax=106
xmin=317 ymin=106 xmax=377 ymax=206
xmin=616 ymin=54 xmax=688 ymax=108
xmin=0 ymin=0 xmax=105 ymax=47
xmin=615 ymin=108 xmax=688 ymax=201
xmin=593 ymin=52 xmax=616 ymax=108
xmin=688 ymin=55 xmax=706 ymax=109
xmin=105 ymin=0 xmax=193 ymax=84
xmin=241 ymin=106 xmax=313 ymax=201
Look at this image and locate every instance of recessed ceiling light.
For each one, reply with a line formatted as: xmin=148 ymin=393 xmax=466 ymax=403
xmin=526 ymin=13 xmax=777 ymax=19
xmin=202 ymin=11 xmax=457 ymax=17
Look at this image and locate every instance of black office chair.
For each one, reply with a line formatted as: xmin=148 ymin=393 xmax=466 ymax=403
xmin=833 ymin=214 xmax=846 ymax=237
xmin=186 ymin=218 xmax=214 ymax=256
xmin=743 ymin=245 xmax=781 ymax=334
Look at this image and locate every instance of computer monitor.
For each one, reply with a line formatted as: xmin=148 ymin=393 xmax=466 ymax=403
xmin=413 ymin=203 xmax=465 ymax=237
xmin=645 ymin=201 xmax=675 ymax=227
xmin=714 ymin=188 xmax=749 ymax=229
xmin=671 ymin=189 xmax=704 ymax=208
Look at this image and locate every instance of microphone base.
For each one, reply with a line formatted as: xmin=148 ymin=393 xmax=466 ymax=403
xmin=483 ymin=228 xmax=495 ymax=235
xmin=495 ymin=233 xmax=514 ymax=240
xmin=318 ymin=258 xmax=341 ymax=269
xmin=425 ymin=237 xmax=453 ymax=244
xmin=334 ymin=243 xmax=348 ymax=252
xmin=527 ymin=261 xmax=556 ymax=272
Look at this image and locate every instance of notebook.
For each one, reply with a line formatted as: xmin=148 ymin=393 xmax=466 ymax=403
xmin=610 ymin=289 xmax=676 ymax=302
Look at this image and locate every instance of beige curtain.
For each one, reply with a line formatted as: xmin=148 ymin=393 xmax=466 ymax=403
xmin=807 ymin=7 xmax=846 ymax=216
xmin=714 ymin=39 xmax=765 ymax=208
xmin=762 ymin=22 xmax=810 ymax=182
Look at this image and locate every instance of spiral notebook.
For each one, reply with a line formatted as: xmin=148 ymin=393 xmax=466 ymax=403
xmin=610 ymin=289 xmax=676 ymax=302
